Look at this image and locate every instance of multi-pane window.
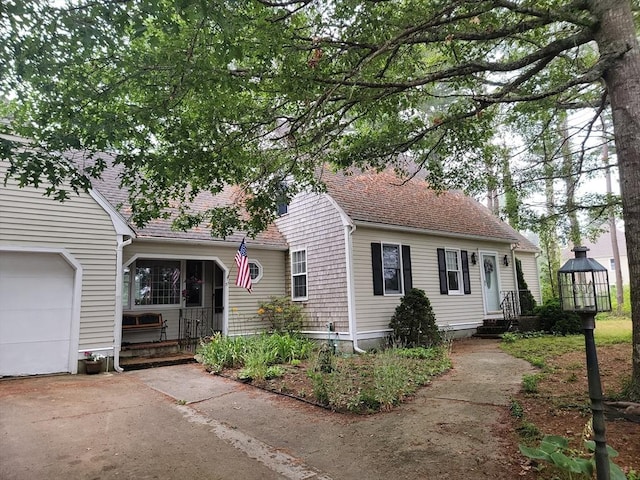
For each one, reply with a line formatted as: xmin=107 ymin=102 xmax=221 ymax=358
xmin=445 ymin=250 xmax=462 ymax=293
xmin=291 ymin=249 xmax=307 ymax=300
xmin=135 ymin=260 xmax=181 ymax=305
xmin=383 ymin=244 xmax=402 ymax=294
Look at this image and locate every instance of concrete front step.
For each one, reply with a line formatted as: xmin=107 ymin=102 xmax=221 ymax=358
xmin=120 ymin=340 xmax=180 ymax=358
xmin=120 ymin=353 xmax=197 ymax=371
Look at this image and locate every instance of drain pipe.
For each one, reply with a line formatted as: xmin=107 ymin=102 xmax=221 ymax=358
xmin=113 ymin=235 xmax=132 ymax=373
xmin=344 ymin=223 xmax=365 ymax=353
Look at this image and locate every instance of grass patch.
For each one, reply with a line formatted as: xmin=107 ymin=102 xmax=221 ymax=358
xmin=499 ymin=317 xmax=632 ymax=368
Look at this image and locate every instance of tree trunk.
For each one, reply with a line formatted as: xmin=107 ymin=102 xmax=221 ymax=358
xmin=559 ymin=114 xmax=581 ymax=247
xmin=592 ymin=0 xmax=640 ymax=398
xmin=601 ymin=115 xmax=624 ymax=315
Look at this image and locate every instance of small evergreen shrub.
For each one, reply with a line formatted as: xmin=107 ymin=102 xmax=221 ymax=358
xmin=516 ymin=258 xmax=537 ymax=314
xmin=257 ymin=296 xmax=306 ymax=333
xmin=533 ymin=299 xmax=582 ymax=335
xmin=389 ymin=288 xmax=441 ymax=348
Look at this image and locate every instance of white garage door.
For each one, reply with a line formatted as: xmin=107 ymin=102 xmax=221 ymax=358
xmin=0 ymin=252 xmax=75 ymax=376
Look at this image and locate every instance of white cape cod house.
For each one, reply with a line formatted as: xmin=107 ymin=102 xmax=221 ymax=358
xmin=1 ymin=160 xmax=540 ymax=376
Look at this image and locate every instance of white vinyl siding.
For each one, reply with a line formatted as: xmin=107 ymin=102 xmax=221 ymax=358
xmin=352 ymin=226 xmax=517 ymax=335
xmin=275 ymin=192 xmax=349 ymax=332
xmin=122 ymin=241 xmax=286 ymax=338
xmin=0 ymin=162 xmax=118 ymax=356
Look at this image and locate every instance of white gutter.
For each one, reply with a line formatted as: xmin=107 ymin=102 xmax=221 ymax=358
xmin=325 ymin=194 xmax=365 ymax=353
xmin=134 ymin=236 xmax=288 ymax=251
xmin=113 ymin=235 xmax=132 ymax=373
xmin=353 ymin=219 xmax=517 ymax=244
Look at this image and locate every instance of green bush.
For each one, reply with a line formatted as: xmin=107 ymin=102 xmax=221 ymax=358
xmin=516 ymin=258 xmax=537 ymax=314
xmin=257 ymin=296 xmax=306 ymax=333
xmin=533 ymin=299 xmax=582 ymax=335
xmin=389 ymin=288 xmax=441 ymax=348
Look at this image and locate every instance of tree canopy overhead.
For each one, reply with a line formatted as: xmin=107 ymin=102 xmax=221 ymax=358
xmin=1 ymin=1 xmax=639 ymax=393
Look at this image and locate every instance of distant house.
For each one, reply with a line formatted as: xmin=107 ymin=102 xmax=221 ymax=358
xmin=0 ymin=159 xmax=540 ymax=376
xmin=563 ymin=227 xmax=629 ymax=286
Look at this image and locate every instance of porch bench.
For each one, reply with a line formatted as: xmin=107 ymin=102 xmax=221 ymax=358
xmin=122 ymin=313 xmax=167 ymax=341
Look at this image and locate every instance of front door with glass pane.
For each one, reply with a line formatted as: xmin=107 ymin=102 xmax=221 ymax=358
xmin=481 ymin=253 xmax=501 ymax=313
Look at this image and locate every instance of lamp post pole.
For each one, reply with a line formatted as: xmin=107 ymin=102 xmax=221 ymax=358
xmin=581 ymin=312 xmax=609 ymax=480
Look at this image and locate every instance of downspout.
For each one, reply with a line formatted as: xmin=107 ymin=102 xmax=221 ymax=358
xmin=113 ymin=235 xmax=132 ymax=373
xmin=344 ymin=223 xmax=365 ymax=353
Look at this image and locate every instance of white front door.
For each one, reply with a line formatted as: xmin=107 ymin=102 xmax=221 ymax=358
xmin=481 ymin=253 xmax=501 ymax=313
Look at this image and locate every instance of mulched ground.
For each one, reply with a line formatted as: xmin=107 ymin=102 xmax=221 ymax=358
xmin=511 ymin=342 xmax=640 ymax=478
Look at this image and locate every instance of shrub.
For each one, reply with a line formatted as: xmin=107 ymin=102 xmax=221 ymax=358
xmin=389 ymin=288 xmax=441 ymax=348
xmin=257 ymin=296 xmax=306 ymax=333
xmin=516 ymin=258 xmax=537 ymax=314
xmin=534 ymin=299 xmax=582 ymax=335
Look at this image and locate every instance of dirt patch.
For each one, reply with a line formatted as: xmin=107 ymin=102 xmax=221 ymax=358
xmin=512 ymin=342 xmax=640 ymax=477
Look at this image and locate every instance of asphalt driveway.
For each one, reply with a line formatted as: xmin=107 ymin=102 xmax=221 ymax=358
xmin=0 ymin=339 xmax=536 ymax=479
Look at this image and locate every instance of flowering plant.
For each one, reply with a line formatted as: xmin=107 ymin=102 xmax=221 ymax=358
xmin=85 ymin=352 xmax=106 ymax=362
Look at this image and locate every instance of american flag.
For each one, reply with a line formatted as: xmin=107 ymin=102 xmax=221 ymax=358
xmin=235 ymin=239 xmax=252 ymax=293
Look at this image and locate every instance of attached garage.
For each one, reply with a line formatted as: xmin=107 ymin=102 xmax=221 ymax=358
xmin=0 ymin=250 xmax=81 ymax=376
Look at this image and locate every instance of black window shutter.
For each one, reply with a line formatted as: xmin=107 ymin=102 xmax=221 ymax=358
xmin=402 ymin=245 xmax=412 ymax=293
xmin=461 ymin=250 xmax=471 ymax=294
xmin=371 ymin=243 xmax=383 ymax=296
xmin=437 ymin=248 xmax=448 ymax=294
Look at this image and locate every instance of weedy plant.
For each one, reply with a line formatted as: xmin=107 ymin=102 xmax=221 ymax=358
xmin=519 ymin=435 xmax=628 ymax=480
xmin=198 ymin=332 xmax=315 ymax=375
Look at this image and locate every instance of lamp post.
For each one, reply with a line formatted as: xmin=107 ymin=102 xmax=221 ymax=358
xmin=558 ymin=246 xmax=612 ymax=480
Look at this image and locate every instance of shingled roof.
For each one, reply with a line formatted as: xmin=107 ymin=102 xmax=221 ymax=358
xmin=84 ymin=154 xmax=287 ymax=248
xmin=321 ymin=167 xmax=534 ymax=247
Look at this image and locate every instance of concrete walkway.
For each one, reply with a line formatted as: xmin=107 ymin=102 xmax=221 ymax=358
xmin=0 ymin=338 xmax=536 ymax=480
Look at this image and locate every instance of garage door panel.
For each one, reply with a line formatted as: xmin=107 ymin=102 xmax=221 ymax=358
xmin=0 ymin=276 xmax=74 ymax=311
xmin=0 ymin=251 xmax=76 ymax=376
xmin=1 ymin=309 xmax=73 ymax=343
xmin=0 ymin=341 xmax=70 ymax=376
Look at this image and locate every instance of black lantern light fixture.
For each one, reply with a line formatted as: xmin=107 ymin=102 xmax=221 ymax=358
xmin=470 ymin=252 xmax=477 ymax=265
xmin=503 ymin=255 xmax=509 ymax=266
xmin=558 ymin=246 xmax=612 ymax=480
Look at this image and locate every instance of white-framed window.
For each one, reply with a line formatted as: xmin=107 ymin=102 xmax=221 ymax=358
xmin=291 ymin=249 xmax=307 ymax=300
xmin=382 ymin=243 xmax=402 ymax=294
xmin=445 ymin=249 xmax=462 ymax=294
xmin=610 ymin=258 xmax=615 ymax=270
xmin=249 ymin=260 xmax=263 ymax=283
xmin=134 ymin=259 xmax=181 ymax=305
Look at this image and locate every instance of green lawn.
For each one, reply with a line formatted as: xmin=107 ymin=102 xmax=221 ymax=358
xmin=500 ymin=317 xmax=632 ymax=368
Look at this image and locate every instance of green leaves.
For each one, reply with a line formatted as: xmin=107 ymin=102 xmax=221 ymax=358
xmin=519 ymin=435 xmax=628 ymax=479
xmin=0 ymin=0 xmax=628 ymax=239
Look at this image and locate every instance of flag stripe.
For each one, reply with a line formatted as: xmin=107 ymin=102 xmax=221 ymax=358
xmin=235 ymin=240 xmax=253 ymax=293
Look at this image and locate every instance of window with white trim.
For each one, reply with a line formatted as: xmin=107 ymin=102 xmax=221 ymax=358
xmin=249 ymin=260 xmax=263 ymax=283
xmin=383 ymin=243 xmax=402 ymax=294
xmin=291 ymin=249 xmax=307 ymax=300
xmin=135 ymin=259 xmax=181 ymax=305
xmin=445 ymin=249 xmax=462 ymax=294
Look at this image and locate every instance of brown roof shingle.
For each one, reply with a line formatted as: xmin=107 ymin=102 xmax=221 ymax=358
xmin=321 ymin=167 xmax=524 ymax=244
